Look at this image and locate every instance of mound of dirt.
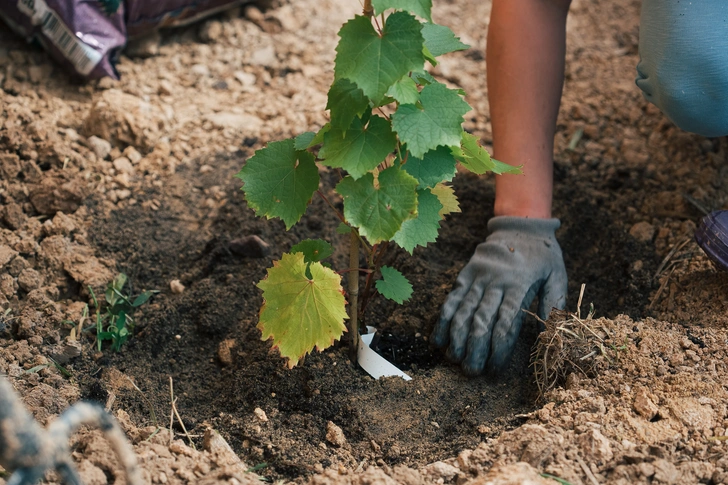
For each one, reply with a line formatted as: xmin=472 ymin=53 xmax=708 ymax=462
xmin=2 ymin=0 xmax=728 ymax=483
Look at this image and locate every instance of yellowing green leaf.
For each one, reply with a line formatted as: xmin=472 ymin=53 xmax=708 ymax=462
xmin=431 ymin=183 xmax=461 ymax=217
xmin=392 ymin=81 xmax=470 ymax=158
xmin=392 ymin=188 xmax=442 ymax=253
xmin=336 ymin=166 xmax=418 ymax=244
xmin=257 ymin=252 xmax=348 ymax=368
xmin=375 ymin=266 xmax=413 ymax=303
xmin=236 ymin=139 xmax=320 ymax=229
xmin=453 ymin=132 xmax=522 ymax=175
xmin=335 ymin=13 xmax=425 ymax=104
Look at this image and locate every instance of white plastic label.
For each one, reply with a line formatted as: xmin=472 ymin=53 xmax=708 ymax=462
xmin=357 ymin=326 xmax=412 ymax=381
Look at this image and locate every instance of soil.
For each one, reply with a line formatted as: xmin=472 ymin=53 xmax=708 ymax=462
xmin=2 ymin=0 xmax=728 ymax=484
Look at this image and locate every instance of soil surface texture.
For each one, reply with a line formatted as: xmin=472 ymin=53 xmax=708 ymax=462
xmin=2 ymin=0 xmax=728 ymax=484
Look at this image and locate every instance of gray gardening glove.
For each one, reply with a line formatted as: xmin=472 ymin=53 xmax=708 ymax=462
xmin=432 ymin=216 xmax=567 ymax=376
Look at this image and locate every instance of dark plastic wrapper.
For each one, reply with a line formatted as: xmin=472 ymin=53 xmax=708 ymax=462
xmin=0 ymin=0 xmax=126 ymax=79
xmin=125 ymin=0 xmax=249 ymax=39
xmin=695 ymin=210 xmax=728 ymax=272
xmin=0 ymin=0 xmax=247 ymax=80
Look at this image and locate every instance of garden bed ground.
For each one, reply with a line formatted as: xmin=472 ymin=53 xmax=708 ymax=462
xmin=2 ymin=0 xmax=728 ymax=483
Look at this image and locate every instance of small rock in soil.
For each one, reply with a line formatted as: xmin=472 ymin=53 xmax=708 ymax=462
xmin=254 ymin=407 xmax=268 ymax=422
xmin=0 ymin=245 xmax=18 ymax=269
xmin=113 ymin=156 xmax=134 ymax=174
xmin=577 ymin=428 xmax=613 ymax=464
xmin=633 ymin=388 xmax=659 ymax=420
xmin=217 ymin=338 xmax=236 ymax=366
xmin=123 ymin=146 xmax=142 ymax=164
xmin=86 ymin=135 xmax=112 ymax=160
xmin=205 ymin=112 xmax=263 ymax=134
xmin=2 ymin=202 xmax=27 ymax=229
xmin=29 ymin=176 xmax=84 ymax=215
xmin=170 ymin=279 xmax=185 ymax=294
xmin=229 ymin=235 xmax=270 ymax=258
xmin=202 ymin=428 xmax=245 ymax=467
xmin=17 ymin=268 xmax=42 ymax=291
xmin=325 ymin=421 xmax=346 ymax=447
xmin=629 ymin=221 xmax=656 ymax=242
xmin=425 ymin=461 xmax=460 ymax=481
xmin=199 ymin=20 xmax=223 ymax=42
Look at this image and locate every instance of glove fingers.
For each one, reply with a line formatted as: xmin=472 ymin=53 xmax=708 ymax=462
xmin=537 ymin=273 xmax=568 ymax=322
xmin=433 ymin=269 xmax=477 ymax=348
xmin=462 ymin=289 xmax=503 ymax=376
xmin=486 ymin=287 xmax=537 ymax=374
xmin=445 ymin=287 xmax=485 ymax=363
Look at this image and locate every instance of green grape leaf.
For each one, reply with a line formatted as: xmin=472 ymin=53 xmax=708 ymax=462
xmin=403 ymin=145 xmax=457 ymax=188
xmin=290 ymin=239 xmax=334 ymax=263
xmin=422 ymin=23 xmax=469 ymax=57
xmin=335 ymin=12 xmax=425 ymax=104
xmin=319 ymin=115 xmax=396 ymax=180
xmin=372 ymin=0 xmax=432 ymax=22
xmin=310 ymin=124 xmax=331 ymax=147
xmin=327 ymin=78 xmax=370 ymax=131
xmin=431 ymin=183 xmax=461 ymax=216
xmin=336 ymin=166 xmax=418 ymax=244
xmin=386 ymin=75 xmax=420 ymax=105
xmin=412 ymin=69 xmax=436 ymax=86
xmin=336 ymin=222 xmax=352 ymax=234
xmin=453 ymin=132 xmax=522 ymax=175
xmin=392 ymin=188 xmax=442 ymax=253
xmin=392 ymin=81 xmax=471 ymax=158
xmin=422 ymin=44 xmax=438 ymax=66
xmin=375 ymin=266 xmax=413 ymax=304
xmin=294 ymin=132 xmax=316 ymax=150
xmin=257 ymin=252 xmax=348 ymax=368
xmin=236 ymin=138 xmax=320 ymax=229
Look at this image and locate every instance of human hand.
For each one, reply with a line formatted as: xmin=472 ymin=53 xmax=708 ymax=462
xmin=432 ymin=216 xmax=567 ymax=375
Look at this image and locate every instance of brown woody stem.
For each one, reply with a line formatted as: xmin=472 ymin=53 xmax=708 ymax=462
xmin=348 ymin=231 xmax=361 ymax=363
xmin=363 ymin=0 xmax=373 ymax=17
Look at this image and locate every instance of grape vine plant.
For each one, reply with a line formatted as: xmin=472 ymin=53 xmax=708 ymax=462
xmin=236 ymin=0 xmax=519 ymax=368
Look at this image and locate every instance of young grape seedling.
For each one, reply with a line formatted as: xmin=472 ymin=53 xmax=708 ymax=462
xmin=236 ymin=0 xmax=520 ymax=368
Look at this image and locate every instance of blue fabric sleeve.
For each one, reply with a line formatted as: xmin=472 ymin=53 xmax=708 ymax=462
xmin=636 ymin=1 xmax=728 ymax=137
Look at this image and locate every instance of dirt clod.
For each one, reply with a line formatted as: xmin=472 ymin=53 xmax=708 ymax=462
xmin=170 ymin=280 xmax=185 ymax=294
xmin=229 ymin=235 xmax=270 ymax=258
xmin=326 ymin=421 xmax=346 ymax=447
xmin=633 ymin=388 xmax=659 ymax=420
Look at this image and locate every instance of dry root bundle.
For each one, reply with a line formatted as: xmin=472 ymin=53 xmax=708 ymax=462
xmin=531 ymin=302 xmax=626 ymax=400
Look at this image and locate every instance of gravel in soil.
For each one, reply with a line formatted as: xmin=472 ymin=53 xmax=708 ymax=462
xmin=2 ymin=0 xmax=728 ymax=483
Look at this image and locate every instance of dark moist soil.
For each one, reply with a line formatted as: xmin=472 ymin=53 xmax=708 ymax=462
xmin=77 ymin=139 xmax=661 ymax=481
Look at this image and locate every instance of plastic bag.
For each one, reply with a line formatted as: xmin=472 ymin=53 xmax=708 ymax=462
xmin=0 ymin=0 xmax=247 ymax=79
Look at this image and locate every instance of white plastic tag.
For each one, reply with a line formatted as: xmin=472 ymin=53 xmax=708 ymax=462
xmin=357 ymin=326 xmax=412 ymax=381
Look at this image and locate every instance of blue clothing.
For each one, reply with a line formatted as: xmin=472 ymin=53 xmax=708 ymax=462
xmin=636 ymin=1 xmax=728 ymax=137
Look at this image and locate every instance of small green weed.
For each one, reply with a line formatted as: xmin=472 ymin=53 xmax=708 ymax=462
xmin=541 ymin=473 xmax=574 ymax=485
xmin=89 ymin=273 xmax=158 ymax=352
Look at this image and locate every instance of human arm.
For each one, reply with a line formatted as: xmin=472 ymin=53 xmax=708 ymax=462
xmin=432 ymin=0 xmax=571 ymax=375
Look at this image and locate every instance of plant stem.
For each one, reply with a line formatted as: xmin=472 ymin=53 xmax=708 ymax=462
xmin=363 ymin=0 xmax=373 ymax=17
xmin=337 ymin=268 xmax=373 ymax=274
xmin=359 ymin=241 xmax=389 ymax=319
xmin=348 ymin=231 xmax=361 ymax=363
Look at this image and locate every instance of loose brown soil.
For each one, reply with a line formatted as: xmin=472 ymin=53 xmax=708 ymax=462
xmin=2 ymin=0 xmax=728 ymax=484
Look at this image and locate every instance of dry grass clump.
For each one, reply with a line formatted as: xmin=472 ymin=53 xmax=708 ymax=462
xmin=531 ymin=286 xmax=626 ymax=399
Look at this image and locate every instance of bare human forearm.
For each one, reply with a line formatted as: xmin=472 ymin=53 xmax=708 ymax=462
xmin=487 ymin=0 xmax=571 ymax=219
